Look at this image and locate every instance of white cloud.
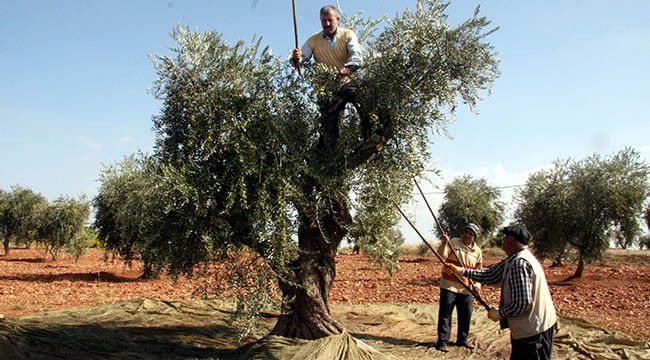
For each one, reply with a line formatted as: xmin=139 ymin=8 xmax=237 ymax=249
xmin=493 ymin=163 xmax=507 ymax=177
xmin=75 ymin=135 xmax=103 ymax=151
xmin=119 ymin=135 xmax=136 ymax=144
xmin=639 ymin=145 xmax=650 ymax=153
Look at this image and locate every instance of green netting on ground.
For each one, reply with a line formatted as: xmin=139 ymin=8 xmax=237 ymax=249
xmin=0 ymin=298 xmax=648 ymax=359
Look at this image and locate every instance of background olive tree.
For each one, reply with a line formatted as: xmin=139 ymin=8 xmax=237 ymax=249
xmin=0 ymin=186 xmax=47 ymax=255
xmin=437 ymin=175 xmax=505 ymax=245
xmin=642 ymin=205 xmax=650 ymax=250
xmin=34 ymin=196 xmax=91 ymax=260
xmin=0 ymin=186 xmax=90 ymax=259
xmin=514 ymin=161 xmax=573 ymax=266
xmin=94 ymin=154 xmax=162 ymax=278
xmin=515 ymin=148 xmax=649 ymax=277
xmin=97 ymin=0 xmax=499 ymax=339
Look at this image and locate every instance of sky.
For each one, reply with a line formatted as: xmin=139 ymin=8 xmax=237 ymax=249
xmin=1 ymin=1 xmax=649 ymax=242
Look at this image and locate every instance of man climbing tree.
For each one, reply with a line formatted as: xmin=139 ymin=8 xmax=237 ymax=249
xmin=138 ymin=0 xmax=499 ymax=340
xmin=291 ymin=5 xmax=363 ymax=75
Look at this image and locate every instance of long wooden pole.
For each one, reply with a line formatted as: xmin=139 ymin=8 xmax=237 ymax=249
xmin=392 ymin=201 xmax=491 ymax=310
xmin=291 ymin=0 xmax=301 ymax=74
xmin=414 ymin=180 xmax=445 ymax=235
xmin=413 ymin=179 xmax=481 ymax=292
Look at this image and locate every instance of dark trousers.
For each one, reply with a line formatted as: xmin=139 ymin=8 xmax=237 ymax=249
xmin=510 ymin=323 xmax=556 ymax=360
xmin=437 ymin=288 xmax=473 ymax=345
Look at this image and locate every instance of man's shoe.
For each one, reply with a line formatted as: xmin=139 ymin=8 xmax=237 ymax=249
xmin=455 ymin=341 xmax=475 ymax=350
xmin=435 ymin=343 xmax=449 ymax=352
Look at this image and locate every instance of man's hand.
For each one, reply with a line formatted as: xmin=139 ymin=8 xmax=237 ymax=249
xmin=339 ymin=67 xmax=351 ymax=75
xmin=292 ymin=48 xmax=302 ymax=65
xmin=445 ymin=262 xmax=462 ymax=275
xmin=487 ymin=308 xmax=502 ymax=322
xmin=440 ymin=232 xmax=450 ymax=245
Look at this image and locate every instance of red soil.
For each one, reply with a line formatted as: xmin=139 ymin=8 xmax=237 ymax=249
xmin=1 ymin=248 xmax=648 ymax=341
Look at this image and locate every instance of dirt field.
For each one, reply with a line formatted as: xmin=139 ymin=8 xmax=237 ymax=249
xmin=1 ymin=247 xmax=649 ymax=343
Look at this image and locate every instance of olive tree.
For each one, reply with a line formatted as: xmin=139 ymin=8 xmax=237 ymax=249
xmin=35 ymin=196 xmax=91 ymax=260
xmin=515 ymin=161 xmax=573 ymax=266
xmin=516 ymin=148 xmax=649 ymax=277
xmin=142 ymin=0 xmax=498 ymax=339
xmin=437 ymin=175 xmax=505 ymax=244
xmin=0 ymin=186 xmax=47 ymax=255
xmin=94 ymin=154 xmax=162 ymax=278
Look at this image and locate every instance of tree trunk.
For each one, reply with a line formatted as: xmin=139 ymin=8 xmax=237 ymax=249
xmin=573 ymin=255 xmax=585 ymax=278
xmin=271 ymin=255 xmax=344 ymax=339
xmin=550 ymin=253 xmax=563 ymax=268
xmin=140 ymin=262 xmax=160 ymax=280
xmin=3 ymin=237 xmax=10 ymax=256
xmin=271 ymin=197 xmax=350 ymax=339
xmin=270 ymin=89 xmax=357 ymax=339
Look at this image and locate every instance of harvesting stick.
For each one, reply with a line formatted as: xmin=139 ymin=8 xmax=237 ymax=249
xmin=392 ymin=201 xmax=491 ymax=311
xmin=413 ymin=179 xmax=480 ymax=291
xmin=291 ymin=0 xmax=301 ymax=75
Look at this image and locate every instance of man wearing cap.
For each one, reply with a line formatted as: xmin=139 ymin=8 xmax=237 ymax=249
xmin=447 ymin=225 xmax=558 ymax=360
xmin=435 ymin=223 xmax=483 ymax=352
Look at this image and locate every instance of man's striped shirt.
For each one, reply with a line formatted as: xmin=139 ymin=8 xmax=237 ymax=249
xmin=462 ymin=250 xmax=534 ymax=319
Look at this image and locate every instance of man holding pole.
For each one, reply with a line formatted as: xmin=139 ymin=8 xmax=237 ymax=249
xmin=435 ymin=223 xmax=483 ymax=352
xmin=291 ymin=5 xmax=363 ymax=75
xmin=447 ymin=225 xmax=558 ymax=360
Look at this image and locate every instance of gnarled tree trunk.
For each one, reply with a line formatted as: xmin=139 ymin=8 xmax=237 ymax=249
xmin=271 ymin=196 xmax=350 ymax=339
xmin=271 ymin=254 xmax=344 ymax=339
xmin=271 ymin=85 xmax=385 ymax=339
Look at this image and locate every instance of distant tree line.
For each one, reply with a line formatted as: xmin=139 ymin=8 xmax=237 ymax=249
xmin=431 ymin=148 xmax=649 ymax=278
xmin=2 ymin=147 xmax=647 ymax=281
xmin=0 ymin=186 xmax=91 ymax=259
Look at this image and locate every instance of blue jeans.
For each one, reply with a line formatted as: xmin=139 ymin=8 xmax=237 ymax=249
xmin=437 ymin=288 xmax=474 ymax=345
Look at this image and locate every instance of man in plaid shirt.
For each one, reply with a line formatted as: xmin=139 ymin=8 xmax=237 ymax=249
xmin=448 ymin=225 xmax=558 ymax=359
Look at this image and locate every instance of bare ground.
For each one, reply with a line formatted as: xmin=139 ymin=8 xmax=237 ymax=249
xmin=0 ymin=247 xmax=649 ymax=342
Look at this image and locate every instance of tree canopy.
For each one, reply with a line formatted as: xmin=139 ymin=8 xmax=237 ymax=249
xmin=515 ymin=148 xmax=649 ymax=277
xmin=0 ymin=186 xmax=90 ymax=259
xmin=34 ymin=195 xmax=91 ymax=260
xmin=0 ymin=186 xmax=47 ymax=255
xmin=95 ymin=0 xmax=499 ymax=339
xmin=437 ymin=175 xmax=505 ymax=245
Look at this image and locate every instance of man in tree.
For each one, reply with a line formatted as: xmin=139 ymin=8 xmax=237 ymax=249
xmin=142 ymin=0 xmax=500 ymax=341
xmin=448 ymin=226 xmax=557 ymax=360
xmin=436 ymin=223 xmax=482 ymax=352
xmin=291 ymin=5 xmax=363 ymax=75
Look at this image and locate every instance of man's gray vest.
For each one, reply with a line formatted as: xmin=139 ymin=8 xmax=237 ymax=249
xmin=501 ymin=248 xmax=557 ymax=339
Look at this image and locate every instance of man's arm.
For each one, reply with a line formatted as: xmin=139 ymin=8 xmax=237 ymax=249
xmin=498 ymin=258 xmax=534 ymax=319
xmin=436 ymin=233 xmax=450 ymax=259
xmin=344 ymin=31 xmax=363 ymax=69
xmin=291 ymin=40 xmax=313 ymax=67
xmin=462 ymin=258 xmax=506 ymax=285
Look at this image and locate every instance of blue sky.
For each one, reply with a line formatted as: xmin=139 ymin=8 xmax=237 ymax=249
xmin=1 ymin=1 xmax=649 ymax=239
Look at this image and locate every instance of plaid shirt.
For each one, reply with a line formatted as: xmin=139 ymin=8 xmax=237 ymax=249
xmin=462 ymin=250 xmax=534 ymax=318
